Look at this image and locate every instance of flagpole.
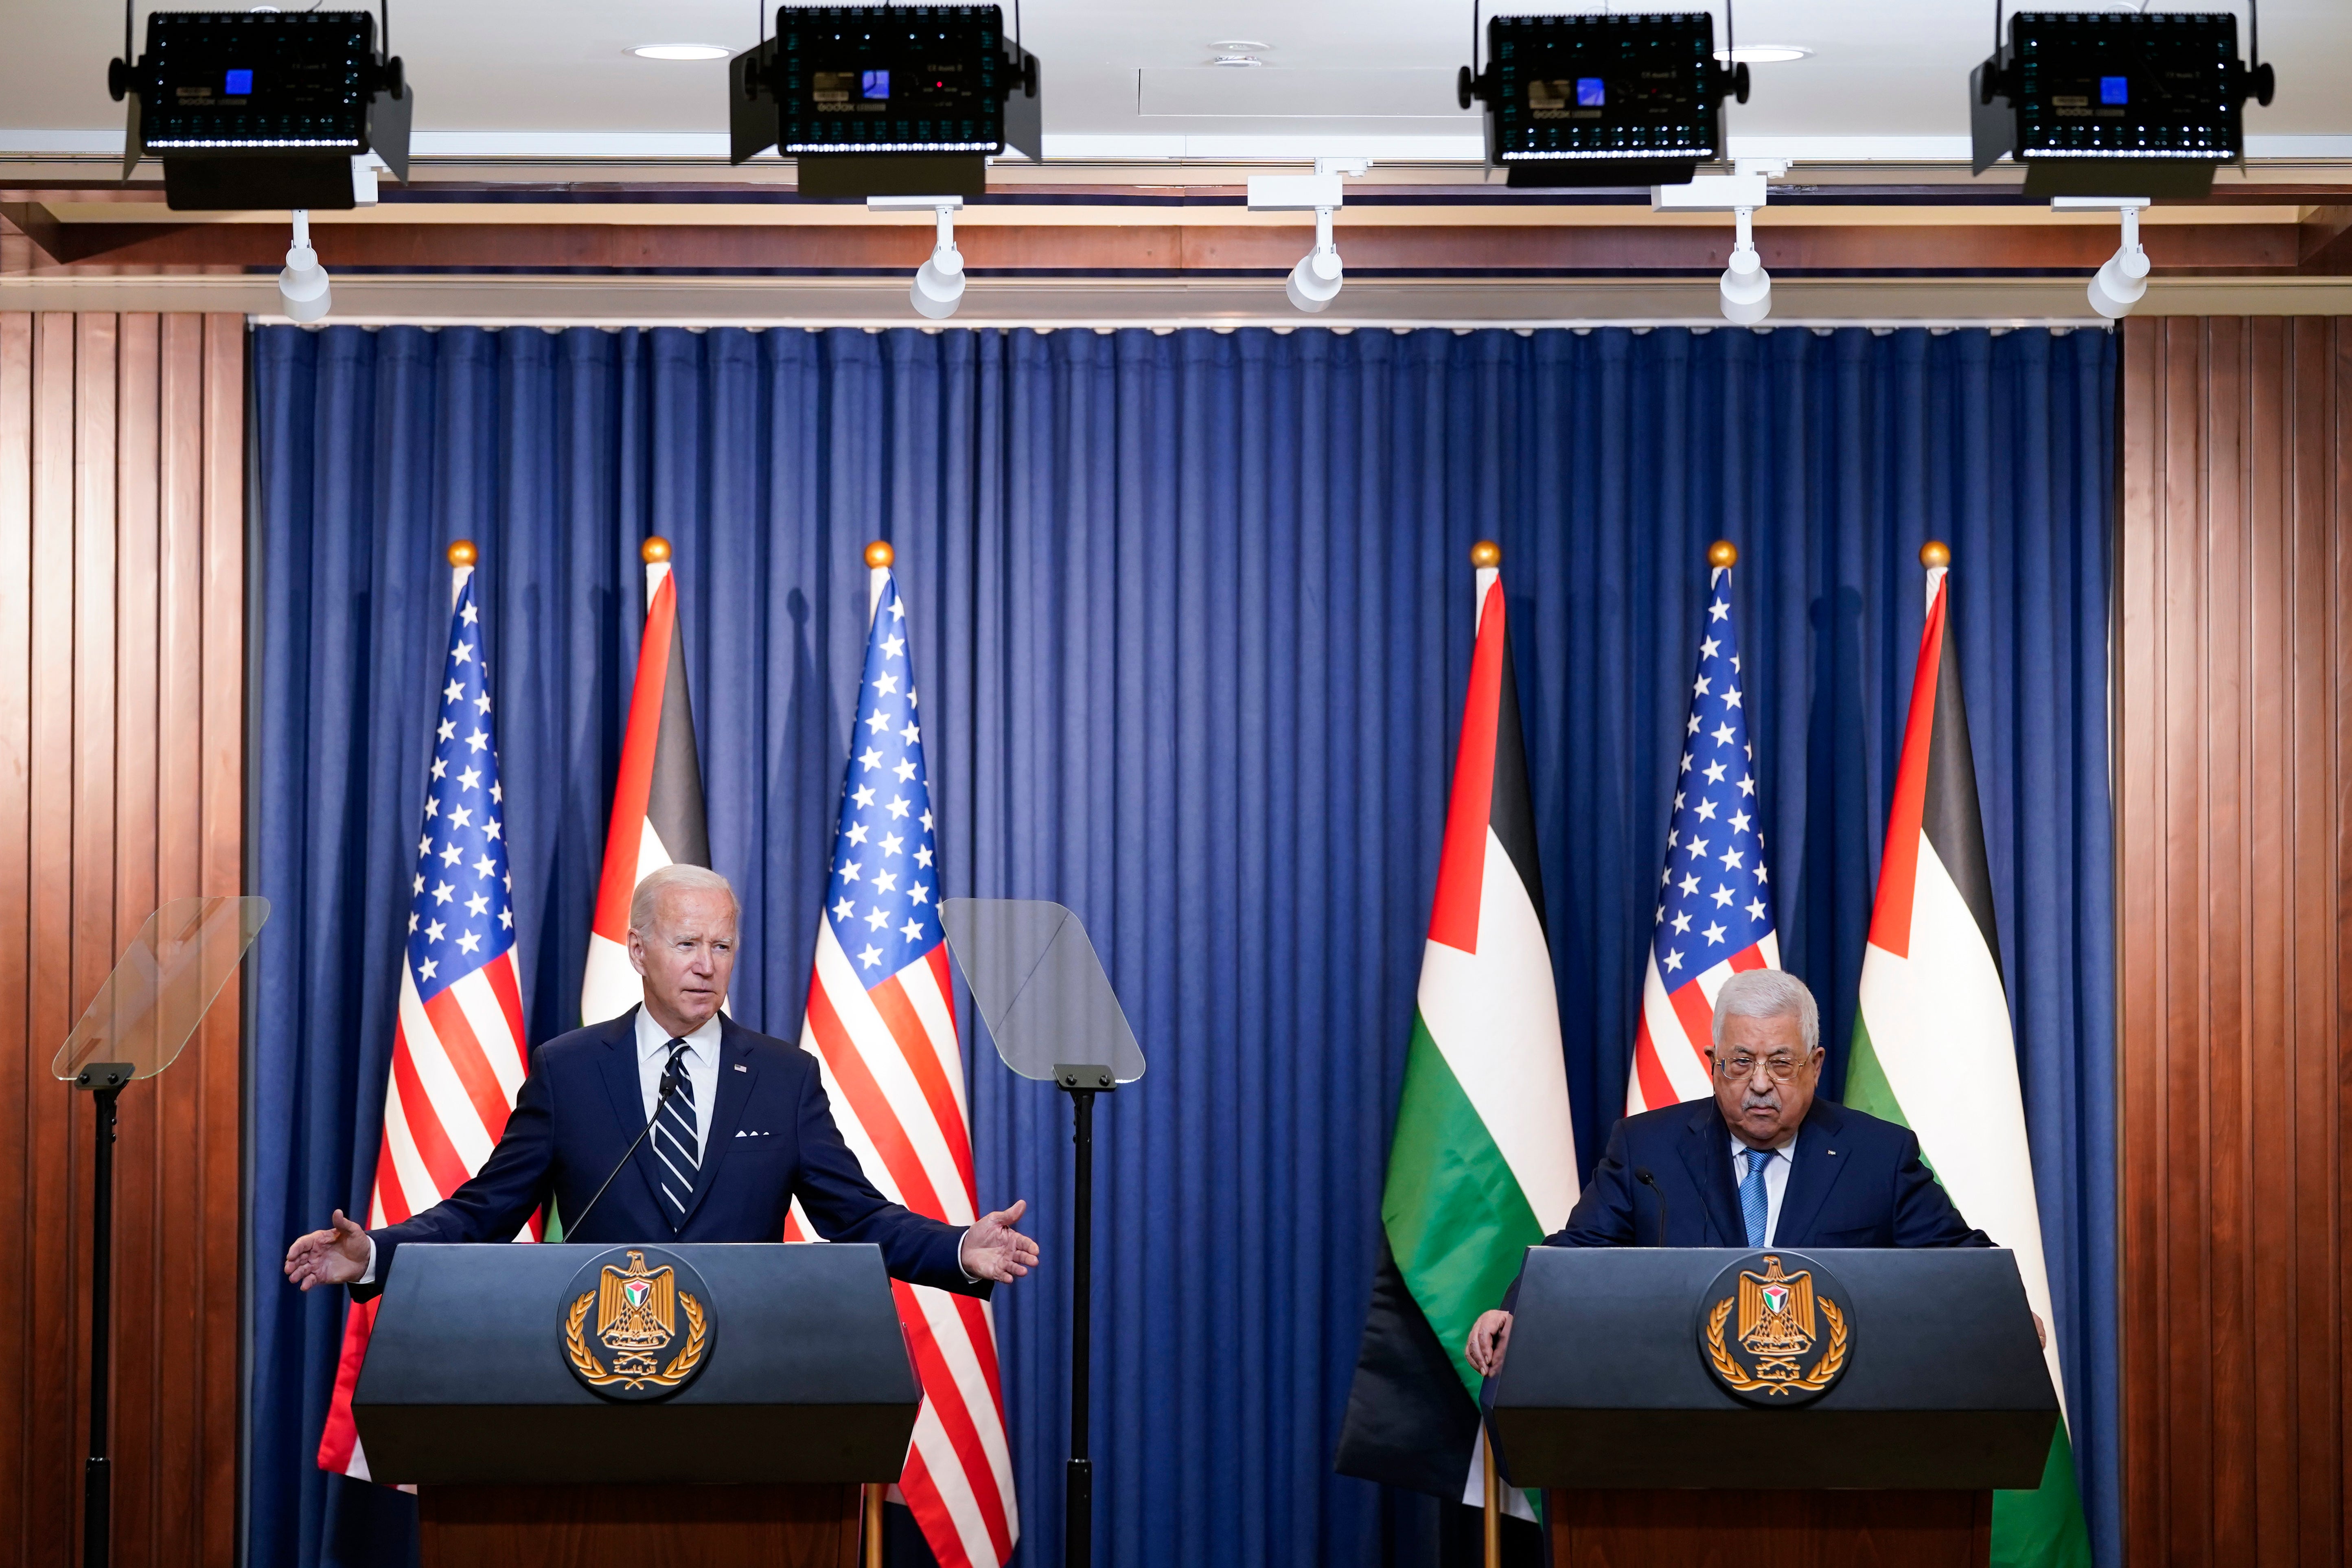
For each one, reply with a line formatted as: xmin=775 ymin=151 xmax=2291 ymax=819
xmin=1481 ymin=1426 xmax=1502 ymax=1568
xmin=859 ymin=539 xmax=893 ymax=1568
xmin=643 ymin=533 xmax=671 ymax=610
xmin=1920 ymin=538 xmax=1950 ymax=612
xmin=1472 ymin=534 xmax=1505 ymax=1568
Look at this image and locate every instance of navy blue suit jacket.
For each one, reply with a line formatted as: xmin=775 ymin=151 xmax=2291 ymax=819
xmin=1500 ymin=1095 xmax=1989 ymax=1313
xmin=353 ymin=1008 xmax=981 ymax=1301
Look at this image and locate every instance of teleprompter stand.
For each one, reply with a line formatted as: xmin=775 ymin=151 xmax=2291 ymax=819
xmin=52 ymin=897 xmax=269 ymax=1568
xmin=940 ymin=900 xmax=1146 ymax=1568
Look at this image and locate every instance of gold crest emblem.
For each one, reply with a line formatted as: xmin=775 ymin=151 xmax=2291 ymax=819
xmin=562 ymin=1248 xmax=711 ymax=1395
xmin=1700 ymin=1253 xmax=1851 ymax=1402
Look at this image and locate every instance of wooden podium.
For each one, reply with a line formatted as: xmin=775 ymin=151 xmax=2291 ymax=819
xmin=1487 ymin=1247 xmax=2057 ymax=1568
xmin=352 ymin=1242 xmax=919 ymax=1568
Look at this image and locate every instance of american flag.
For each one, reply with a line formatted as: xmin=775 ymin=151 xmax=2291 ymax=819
xmin=317 ymin=547 xmax=534 ymax=1481
xmin=791 ymin=552 xmax=1016 ymax=1568
xmin=1623 ymin=556 xmax=1781 ymax=1114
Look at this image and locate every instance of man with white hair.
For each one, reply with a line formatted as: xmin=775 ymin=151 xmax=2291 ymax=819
xmin=1465 ymin=968 xmax=1991 ymax=1375
xmin=286 ymin=863 xmax=1037 ymax=1299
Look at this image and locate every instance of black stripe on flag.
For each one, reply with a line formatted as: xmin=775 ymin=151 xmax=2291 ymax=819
xmin=1334 ymin=1242 xmax=1481 ymax=1499
xmin=1486 ymin=606 xmax=1548 ymax=941
xmin=1920 ymin=602 xmax=2004 ymax=981
xmin=647 ymin=604 xmax=712 ymax=868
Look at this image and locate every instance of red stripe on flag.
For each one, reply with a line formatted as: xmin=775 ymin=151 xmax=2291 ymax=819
xmin=1728 ymin=946 xmax=1768 ymax=973
xmin=950 ymin=1292 xmax=1006 ymax=1411
xmin=781 ymin=1209 xmax=808 ymax=1242
xmin=871 ymin=968 xmax=977 ymax=1204
xmin=1666 ymin=980 xmax=1717 ymax=1073
xmin=1631 ymin=1014 xmax=1679 ymax=1112
xmin=804 ymin=980 xmax=952 ymax=1220
xmin=897 ymin=1446 xmax=975 ymax=1568
xmin=927 ymin=942 xmax=953 ymax=1005
xmin=1868 ymin=576 xmax=1947 ymax=959
xmin=484 ymin=955 xmax=528 ymax=1070
xmin=370 ymin=1128 xmax=414 ymax=1226
xmin=419 ymin=986 xmax=516 ymax=1143
xmin=892 ymin=1280 xmax=1014 ymax=1563
xmin=315 ymin=1296 xmax=380 ymax=1473
xmin=390 ymin=1042 xmax=471 ymax=1200
xmin=1428 ymin=581 xmax=1507 ymax=954
xmin=590 ymin=572 xmax=677 ymax=942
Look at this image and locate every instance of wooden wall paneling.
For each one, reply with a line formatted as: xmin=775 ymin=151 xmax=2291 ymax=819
xmin=26 ymin=308 xmax=79 ymax=1564
xmin=0 ymin=311 xmax=33 ymax=1564
xmin=2117 ymin=316 xmax=2350 ymax=1568
xmin=0 ymin=312 xmax=243 ymax=1568
xmin=195 ymin=313 xmax=243 ymax=1568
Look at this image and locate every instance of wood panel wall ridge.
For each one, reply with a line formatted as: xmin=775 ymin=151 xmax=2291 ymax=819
xmin=0 ymin=310 xmax=243 ymax=1568
xmin=2115 ymin=315 xmax=2351 ymax=1568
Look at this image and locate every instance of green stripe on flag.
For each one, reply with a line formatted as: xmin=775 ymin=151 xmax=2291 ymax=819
xmin=1382 ymin=1012 xmax=1545 ymax=1404
xmin=1842 ymin=1011 xmax=1905 ymax=1129
xmin=1995 ymin=1426 xmax=2092 ymax=1568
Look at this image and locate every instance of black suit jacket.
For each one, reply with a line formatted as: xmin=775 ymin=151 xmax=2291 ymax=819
xmin=354 ymin=1008 xmax=981 ymax=1301
xmin=1500 ymin=1095 xmax=1990 ymax=1313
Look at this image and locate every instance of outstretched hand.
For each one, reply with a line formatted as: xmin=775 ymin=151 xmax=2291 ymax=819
xmin=961 ymin=1199 xmax=1040 ymax=1284
xmin=284 ymin=1209 xmax=371 ymax=1292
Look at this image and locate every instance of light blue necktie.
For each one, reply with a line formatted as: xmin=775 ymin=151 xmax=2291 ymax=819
xmin=1739 ymin=1147 xmax=1774 ymax=1248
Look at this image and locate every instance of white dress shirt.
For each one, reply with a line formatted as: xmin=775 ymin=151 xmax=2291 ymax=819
xmin=636 ymin=1006 xmax=723 ymax=1130
xmin=1730 ymin=1135 xmax=1796 ymax=1246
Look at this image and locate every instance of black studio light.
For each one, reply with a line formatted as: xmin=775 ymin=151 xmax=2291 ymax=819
xmin=730 ymin=4 xmax=1042 ymax=199
xmin=109 ymin=4 xmax=412 ymax=211
xmin=1971 ymin=6 xmax=2275 ymax=199
xmin=1458 ymin=9 xmax=1749 ymax=188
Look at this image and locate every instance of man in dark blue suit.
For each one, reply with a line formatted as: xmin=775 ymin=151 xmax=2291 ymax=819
xmin=285 ymin=865 xmax=1038 ymax=1299
xmin=1465 ymin=969 xmax=1999 ymax=1376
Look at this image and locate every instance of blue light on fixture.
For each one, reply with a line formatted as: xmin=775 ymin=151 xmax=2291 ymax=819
xmin=2099 ymin=75 xmax=2128 ymax=105
xmin=1576 ymin=77 xmax=1605 ymax=107
xmin=224 ymin=68 xmax=253 ymax=95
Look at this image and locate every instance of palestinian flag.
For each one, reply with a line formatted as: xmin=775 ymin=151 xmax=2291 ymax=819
xmin=1337 ymin=543 xmax=1579 ymax=1520
xmin=1844 ymin=545 xmax=2091 ymax=1568
xmin=580 ymin=536 xmax=711 ymax=1027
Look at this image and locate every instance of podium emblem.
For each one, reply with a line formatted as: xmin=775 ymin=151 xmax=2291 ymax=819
xmin=1697 ymin=1251 xmax=1852 ymax=1405
xmin=561 ymin=1247 xmax=715 ymax=1399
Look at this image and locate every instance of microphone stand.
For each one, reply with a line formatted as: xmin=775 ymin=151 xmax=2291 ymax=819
xmin=1633 ymin=1167 xmax=1671 ymax=1249
xmin=76 ymin=1062 xmax=133 ymax=1568
xmin=566 ymin=1073 xmax=678 ymax=1238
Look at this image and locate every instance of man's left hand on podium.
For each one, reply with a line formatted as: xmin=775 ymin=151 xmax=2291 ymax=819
xmin=961 ymin=1199 xmax=1040 ymax=1283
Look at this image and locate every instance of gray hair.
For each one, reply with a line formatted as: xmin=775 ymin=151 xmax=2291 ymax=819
xmin=1710 ymin=969 xmax=1820 ymax=1055
xmin=628 ymin=863 xmax=738 ymax=933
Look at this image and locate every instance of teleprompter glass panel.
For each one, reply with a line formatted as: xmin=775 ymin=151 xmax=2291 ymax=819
xmin=777 ymin=4 xmax=1004 ymax=154
xmin=2012 ymin=11 xmax=2240 ymax=162
xmin=142 ymin=11 xmax=376 ymax=152
xmin=938 ymin=899 xmax=1144 ymax=1085
xmin=51 ymin=897 xmax=270 ymax=1083
xmin=1487 ymin=13 xmax=1717 ymax=165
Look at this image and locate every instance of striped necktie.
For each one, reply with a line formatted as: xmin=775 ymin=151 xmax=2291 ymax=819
xmin=653 ymin=1038 xmax=699 ymax=1226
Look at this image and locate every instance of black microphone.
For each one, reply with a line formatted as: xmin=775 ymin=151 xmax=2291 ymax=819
xmin=564 ymin=1067 xmax=681 ymax=1239
xmin=1633 ymin=1167 xmax=1671 ymax=1248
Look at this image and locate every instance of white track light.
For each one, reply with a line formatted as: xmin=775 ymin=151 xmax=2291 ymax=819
xmin=1719 ymin=204 xmax=1770 ymax=325
xmin=911 ymin=206 xmax=966 ymax=320
xmin=2087 ymin=205 xmax=2151 ymax=320
xmin=1286 ymin=208 xmax=1343 ymax=313
xmin=1249 ymin=160 xmax=1369 ymax=316
xmin=278 ymin=209 xmax=331 ymax=323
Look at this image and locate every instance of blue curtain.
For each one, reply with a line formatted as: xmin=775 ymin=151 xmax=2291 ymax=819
xmin=246 ymin=323 xmax=2118 ymax=1568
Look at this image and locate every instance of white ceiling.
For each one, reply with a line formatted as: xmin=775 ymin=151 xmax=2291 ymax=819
xmin=3 ymin=1 xmax=2347 ymax=162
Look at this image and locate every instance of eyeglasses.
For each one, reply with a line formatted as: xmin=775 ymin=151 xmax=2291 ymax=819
xmin=1712 ymin=1052 xmax=1811 ymax=1083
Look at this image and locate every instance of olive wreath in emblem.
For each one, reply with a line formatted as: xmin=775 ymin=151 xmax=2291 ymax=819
xmin=1696 ymin=1251 xmax=1853 ymax=1406
xmin=559 ymin=1247 xmax=715 ymax=1400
